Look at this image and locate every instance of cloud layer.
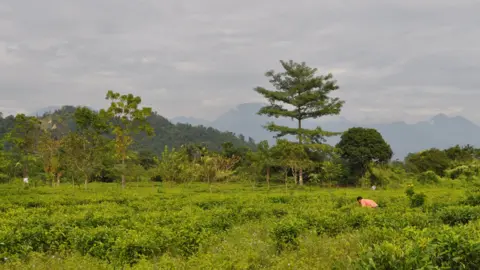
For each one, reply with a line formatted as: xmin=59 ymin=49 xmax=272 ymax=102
xmin=1 ymin=0 xmax=479 ymax=122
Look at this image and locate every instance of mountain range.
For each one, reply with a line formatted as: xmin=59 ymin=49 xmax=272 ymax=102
xmin=171 ymin=103 xmax=480 ymax=159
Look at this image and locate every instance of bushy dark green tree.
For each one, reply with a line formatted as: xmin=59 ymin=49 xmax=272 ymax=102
xmin=336 ymin=127 xmax=392 ymax=179
xmin=254 ymin=60 xmax=345 ymax=185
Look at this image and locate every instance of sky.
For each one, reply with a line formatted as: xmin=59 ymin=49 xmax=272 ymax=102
xmin=1 ymin=0 xmax=480 ymax=124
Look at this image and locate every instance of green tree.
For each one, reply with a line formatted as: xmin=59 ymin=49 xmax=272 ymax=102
xmin=100 ymin=91 xmax=154 ymax=188
xmin=7 ymin=114 xmax=42 ymax=180
xmin=37 ymin=131 xmax=62 ymax=186
xmin=62 ymin=107 xmax=110 ymax=189
xmin=254 ymin=60 xmax=344 ymax=185
xmin=271 ymin=139 xmax=313 ymax=190
xmin=405 ymin=148 xmax=451 ymax=177
xmin=199 ymin=152 xmax=241 ymax=192
xmin=336 ymin=127 xmax=393 ymax=180
xmin=137 ymin=150 xmax=158 ymax=170
xmin=310 ymin=151 xmax=345 ymax=187
xmin=247 ymin=140 xmax=276 ymax=189
xmin=156 ymin=146 xmax=192 ymax=183
xmin=0 ymin=136 xmax=12 ymax=183
xmin=444 ymin=145 xmax=476 ymax=165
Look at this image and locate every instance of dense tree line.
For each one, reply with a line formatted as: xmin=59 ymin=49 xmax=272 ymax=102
xmin=1 ymin=60 xmax=479 ymax=188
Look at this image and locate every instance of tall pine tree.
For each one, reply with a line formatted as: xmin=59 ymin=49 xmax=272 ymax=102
xmin=254 ymin=60 xmax=344 ymax=185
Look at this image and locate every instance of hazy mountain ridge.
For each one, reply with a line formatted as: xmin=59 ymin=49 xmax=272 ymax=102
xmin=171 ymin=103 xmax=480 ymax=159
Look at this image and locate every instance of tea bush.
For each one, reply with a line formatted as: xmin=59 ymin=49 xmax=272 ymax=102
xmin=417 ymin=170 xmax=440 ymax=184
xmin=0 ymin=183 xmax=478 ymax=269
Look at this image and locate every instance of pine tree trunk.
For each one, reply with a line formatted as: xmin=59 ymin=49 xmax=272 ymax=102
xmin=298 ymin=119 xmax=304 ymax=185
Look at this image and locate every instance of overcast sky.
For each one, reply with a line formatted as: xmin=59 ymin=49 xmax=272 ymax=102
xmin=1 ymin=0 xmax=479 ymax=123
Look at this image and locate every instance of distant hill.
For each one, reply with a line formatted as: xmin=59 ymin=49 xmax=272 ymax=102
xmin=171 ymin=103 xmax=480 ymax=159
xmin=0 ymin=106 xmax=257 ymax=155
xmin=29 ymin=106 xmax=63 ymax=117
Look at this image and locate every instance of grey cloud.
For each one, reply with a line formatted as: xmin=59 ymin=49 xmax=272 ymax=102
xmin=0 ymin=0 xmax=480 ymax=122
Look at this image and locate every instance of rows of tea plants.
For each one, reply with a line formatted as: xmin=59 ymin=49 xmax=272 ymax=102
xmin=1 ymin=183 xmax=480 ymax=269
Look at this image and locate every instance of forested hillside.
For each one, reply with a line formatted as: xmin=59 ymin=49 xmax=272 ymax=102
xmin=0 ymin=106 xmax=257 ymax=155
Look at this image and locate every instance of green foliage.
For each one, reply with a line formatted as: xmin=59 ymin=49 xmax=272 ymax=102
xmin=360 ymin=164 xmax=405 ymax=188
xmin=246 ymin=140 xmax=276 ymax=187
xmin=156 ymin=146 xmax=195 ymax=183
xmin=271 ymin=139 xmax=313 ymax=187
xmin=0 ymin=183 xmax=479 ymax=268
xmin=437 ymin=205 xmax=480 ymax=226
xmin=405 ymin=148 xmax=451 ymax=176
xmin=337 ymin=127 xmax=393 ymax=179
xmin=445 ymin=144 xmax=476 ymax=165
xmin=254 ymin=60 xmax=344 ymax=143
xmin=357 ymin=224 xmax=480 ymax=269
xmin=417 ymin=170 xmax=440 ymax=184
xmin=336 ymin=127 xmax=393 ymax=184
xmin=405 ymin=184 xmax=415 ymax=197
xmin=310 ymin=159 xmax=345 ymax=186
xmin=271 ymin=217 xmax=305 ymax=253
xmin=6 ymin=114 xmax=42 ymax=178
xmin=405 ymin=184 xmax=426 ymax=208
xmin=101 ymin=91 xmax=154 ymax=188
xmin=410 ymin=193 xmax=426 ymax=208
xmin=445 ymin=163 xmax=480 ymax=180
xmin=254 ymin=60 xmax=345 ymax=184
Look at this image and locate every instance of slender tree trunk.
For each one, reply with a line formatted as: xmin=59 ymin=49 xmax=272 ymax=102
xmin=293 ymin=168 xmax=298 ymax=184
xmin=266 ymin=166 xmax=270 ymax=190
xmin=208 ymin=175 xmax=212 ymax=193
xmin=298 ymin=119 xmax=304 ymax=185
xmin=84 ymin=174 xmax=88 ymax=190
xmin=24 ymin=159 xmax=29 ymax=179
xmin=56 ymin=172 xmax=61 ymax=187
xmin=23 ymin=159 xmax=29 ymax=187
xmin=121 ymin=155 xmax=126 ymax=189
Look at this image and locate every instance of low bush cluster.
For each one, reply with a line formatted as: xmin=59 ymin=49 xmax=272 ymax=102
xmin=1 ymin=183 xmax=480 ymax=269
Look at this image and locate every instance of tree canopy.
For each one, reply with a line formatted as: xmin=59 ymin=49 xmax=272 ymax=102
xmin=336 ymin=127 xmax=393 ymax=178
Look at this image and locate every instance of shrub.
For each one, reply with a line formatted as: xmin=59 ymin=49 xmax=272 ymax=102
xmin=356 ymin=225 xmax=480 ymax=269
xmin=410 ymin=193 xmax=426 ymax=208
xmin=405 ymin=184 xmax=426 ymax=208
xmin=417 ymin=171 xmax=440 ymax=184
xmin=405 ymin=184 xmax=415 ymax=197
xmin=437 ymin=205 xmax=480 ymax=226
xmin=271 ymin=217 xmax=305 ymax=253
xmin=445 ymin=164 xmax=480 ymax=180
xmin=463 ymin=192 xmax=480 ymax=206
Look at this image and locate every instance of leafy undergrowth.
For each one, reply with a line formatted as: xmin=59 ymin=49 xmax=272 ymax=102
xmin=0 ymin=182 xmax=478 ymax=269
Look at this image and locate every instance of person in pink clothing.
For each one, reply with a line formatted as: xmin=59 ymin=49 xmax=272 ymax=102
xmin=357 ymin=196 xmax=378 ymax=208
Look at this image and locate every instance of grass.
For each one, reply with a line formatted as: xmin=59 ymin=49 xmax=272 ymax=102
xmin=0 ymin=181 xmax=479 ymax=269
